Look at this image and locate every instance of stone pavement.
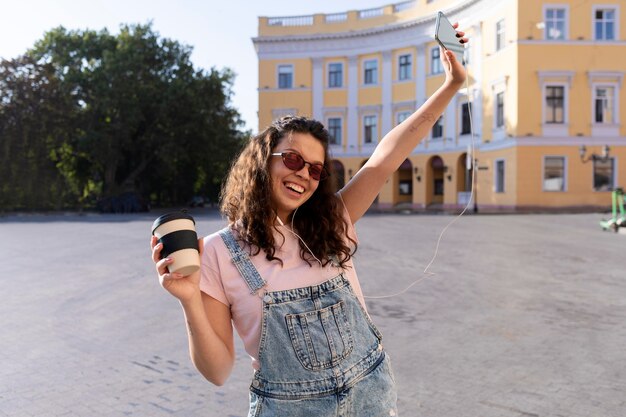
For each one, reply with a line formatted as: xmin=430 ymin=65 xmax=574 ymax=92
xmin=1 ymin=210 xmax=625 ymax=416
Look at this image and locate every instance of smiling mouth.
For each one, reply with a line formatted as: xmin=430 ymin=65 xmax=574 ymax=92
xmin=285 ymin=182 xmax=304 ymax=194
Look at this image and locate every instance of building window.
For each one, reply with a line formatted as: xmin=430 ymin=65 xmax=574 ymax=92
xmin=363 ymin=115 xmax=377 ymax=144
xmin=434 ymin=179 xmax=444 ymax=195
xmin=363 ymin=60 xmax=378 ymax=85
xmin=545 ymin=8 xmax=567 ymax=40
xmin=495 ymin=159 xmax=505 ymax=193
xmin=398 ymin=54 xmax=412 ymax=81
xmin=593 ymin=158 xmax=614 ymax=191
xmin=545 ymin=86 xmax=564 ymax=124
xmin=399 ymin=180 xmax=412 ymax=195
xmin=327 ymin=117 xmax=342 ymax=145
xmin=431 ymin=47 xmax=443 ymax=74
xmin=594 ymin=8 xmax=616 ymax=40
xmin=432 ymin=116 xmax=443 ymax=138
xmin=278 ymin=64 xmax=293 ymax=89
xmin=496 ymin=19 xmax=506 ymax=51
xmin=544 ymin=156 xmax=565 ymax=191
xmin=396 ymin=111 xmax=411 ymax=125
xmin=495 ymin=92 xmax=505 ymax=128
xmin=328 ymin=63 xmax=343 ymax=88
xmin=460 ymin=102 xmax=472 ymax=135
xmin=594 ymin=86 xmax=615 ymax=124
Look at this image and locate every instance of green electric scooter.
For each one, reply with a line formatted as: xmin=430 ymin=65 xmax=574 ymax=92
xmin=600 ymin=188 xmax=625 ymax=232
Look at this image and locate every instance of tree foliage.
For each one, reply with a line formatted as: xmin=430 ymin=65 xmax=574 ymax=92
xmin=0 ymin=23 xmax=247 ymax=211
xmin=0 ymin=55 xmax=77 ymax=210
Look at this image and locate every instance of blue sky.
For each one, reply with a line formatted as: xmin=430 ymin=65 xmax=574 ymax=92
xmin=1 ymin=0 xmax=391 ymax=131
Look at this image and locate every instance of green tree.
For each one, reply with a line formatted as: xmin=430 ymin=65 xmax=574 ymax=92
xmin=0 ymin=55 xmax=78 ymax=210
xmin=26 ymin=22 xmax=246 ymax=209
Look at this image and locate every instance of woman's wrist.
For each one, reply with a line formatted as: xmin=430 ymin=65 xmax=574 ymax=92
xmin=443 ymin=77 xmax=465 ymax=90
xmin=179 ymin=289 xmax=204 ymax=309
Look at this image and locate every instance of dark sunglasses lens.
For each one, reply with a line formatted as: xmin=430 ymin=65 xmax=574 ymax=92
xmin=281 ymin=152 xmax=327 ymax=181
xmin=309 ymin=165 xmax=323 ymax=181
xmin=282 ymin=152 xmax=305 ymax=170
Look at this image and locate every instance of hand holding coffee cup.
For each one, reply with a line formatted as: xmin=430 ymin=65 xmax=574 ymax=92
xmin=152 ymin=212 xmax=200 ymax=277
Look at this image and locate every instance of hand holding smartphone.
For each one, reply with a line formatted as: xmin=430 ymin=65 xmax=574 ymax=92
xmin=434 ymin=11 xmax=465 ymax=63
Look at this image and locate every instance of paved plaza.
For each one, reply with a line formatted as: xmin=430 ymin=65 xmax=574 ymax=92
xmin=1 ymin=209 xmax=625 ymax=417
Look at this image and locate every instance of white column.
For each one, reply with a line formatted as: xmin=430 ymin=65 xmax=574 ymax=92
xmin=415 ymin=45 xmax=426 ymax=105
xmin=312 ymin=58 xmax=324 ymax=121
xmin=471 ymin=23 xmax=483 ymax=141
xmin=444 ymin=95 xmax=457 ymax=148
xmin=381 ymin=51 xmax=393 ymax=135
xmin=347 ymin=55 xmax=359 ymax=152
xmin=415 ymin=45 xmax=427 ymax=150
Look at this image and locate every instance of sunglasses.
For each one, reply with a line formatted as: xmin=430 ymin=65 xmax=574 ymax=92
xmin=271 ymin=151 xmax=329 ymax=181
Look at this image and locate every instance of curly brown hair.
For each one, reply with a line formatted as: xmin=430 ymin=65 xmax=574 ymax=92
xmin=220 ymin=115 xmax=356 ymax=267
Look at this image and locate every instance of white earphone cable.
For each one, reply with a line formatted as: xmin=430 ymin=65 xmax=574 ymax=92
xmin=277 ymin=208 xmax=324 ymax=267
xmin=364 ymin=60 xmax=475 ymax=299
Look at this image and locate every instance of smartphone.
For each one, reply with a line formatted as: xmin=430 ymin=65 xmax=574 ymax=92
xmin=434 ymin=11 xmax=465 ymax=63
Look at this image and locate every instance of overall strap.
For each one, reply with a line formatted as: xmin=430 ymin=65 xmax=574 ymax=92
xmin=218 ymin=227 xmax=267 ymax=295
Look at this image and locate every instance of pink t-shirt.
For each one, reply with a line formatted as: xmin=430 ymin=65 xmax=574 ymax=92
xmin=199 ymin=203 xmax=365 ymax=371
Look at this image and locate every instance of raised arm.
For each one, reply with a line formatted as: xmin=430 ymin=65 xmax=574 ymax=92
xmin=340 ymin=29 xmax=468 ymax=223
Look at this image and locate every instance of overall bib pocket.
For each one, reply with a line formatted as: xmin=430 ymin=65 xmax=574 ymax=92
xmin=285 ymin=301 xmax=354 ymax=371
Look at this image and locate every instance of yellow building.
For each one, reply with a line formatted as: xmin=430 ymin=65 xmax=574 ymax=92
xmin=253 ymin=0 xmax=625 ymax=212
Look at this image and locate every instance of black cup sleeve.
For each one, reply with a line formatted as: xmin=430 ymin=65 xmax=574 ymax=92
xmin=159 ymin=230 xmax=199 ymax=259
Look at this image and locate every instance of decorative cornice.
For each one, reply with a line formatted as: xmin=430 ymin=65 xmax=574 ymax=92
xmin=258 ymin=86 xmax=311 ymax=92
xmin=392 ymin=100 xmax=416 ymax=111
xmin=254 ymin=15 xmax=433 ymax=45
xmin=272 ymin=108 xmax=299 ymax=118
xmin=518 ymin=40 xmax=626 ymax=46
xmin=253 ymin=0 xmax=482 ymax=45
xmin=358 ymin=104 xmax=383 ymax=115
xmin=537 ymin=70 xmax=575 ymax=87
xmin=490 ymin=75 xmax=509 ymax=90
xmin=254 ymin=0 xmax=624 ymax=59
xmin=480 ymin=135 xmax=626 ymax=152
xmin=322 ymin=106 xmax=348 ymax=114
xmin=586 ymin=71 xmax=624 ymax=88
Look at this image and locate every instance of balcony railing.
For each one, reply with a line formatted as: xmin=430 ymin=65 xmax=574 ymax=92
xmin=393 ymin=0 xmax=416 ymax=13
xmin=264 ymin=1 xmax=416 ymax=28
xmin=325 ymin=12 xmax=348 ymax=23
xmin=358 ymin=7 xmax=385 ymax=19
xmin=267 ymin=15 xmax=314 ymax=27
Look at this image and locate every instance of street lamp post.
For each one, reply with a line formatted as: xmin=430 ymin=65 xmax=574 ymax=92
xmin=473 ymin=158 xmax=478 ymax=213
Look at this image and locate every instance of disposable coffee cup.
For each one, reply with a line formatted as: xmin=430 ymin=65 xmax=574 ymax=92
xmin=152 ymin=212 xmax=200 ymax=276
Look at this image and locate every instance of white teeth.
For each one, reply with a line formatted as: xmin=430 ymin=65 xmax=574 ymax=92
xmin=286 ymin=183 xmax=304 ymax=194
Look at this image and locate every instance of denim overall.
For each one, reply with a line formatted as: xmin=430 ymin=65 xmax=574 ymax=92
xmin=219 ymin=228 xmax=398 ymax=417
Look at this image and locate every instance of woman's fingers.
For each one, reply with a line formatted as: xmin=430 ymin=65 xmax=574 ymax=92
xmin=162 ymin=271 xmax=184 ymax=281
xmin=152 ymin=240 xmax=178 ymax=280
xmin=155 ymin=256 xmax=173 ymax=275
xmin=451 ymin=22 xmax=469 ymax=44
xmin=151 ymin=241 xmax=163 ymax=263
xmin=156 ymin=258 xmax=185 ymax=281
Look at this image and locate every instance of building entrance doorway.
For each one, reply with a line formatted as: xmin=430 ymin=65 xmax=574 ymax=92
xmin=429 ymin=156 xmax=445 ymax=205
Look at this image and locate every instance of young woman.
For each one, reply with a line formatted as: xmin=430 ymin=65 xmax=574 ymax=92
xmin=151 ymin=28 xmax=468 ymax=417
